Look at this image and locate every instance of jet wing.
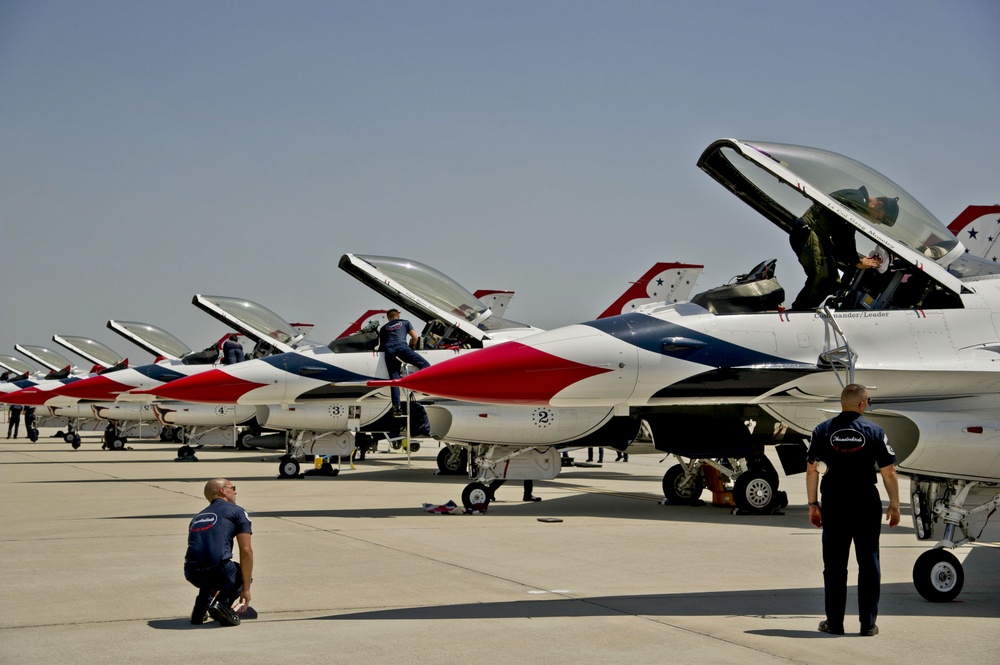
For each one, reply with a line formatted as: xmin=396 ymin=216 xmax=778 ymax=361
xmin=107 ymin=320 xmax=192 ymax=361
xmin=698 ymin=139 xmax=968 ymax=298
xmin=192 ymin=295 xmax=299 ymax=354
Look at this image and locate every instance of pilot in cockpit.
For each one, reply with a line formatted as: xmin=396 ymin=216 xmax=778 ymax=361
xmin=789 ymin=186 xmax=899 ymax=310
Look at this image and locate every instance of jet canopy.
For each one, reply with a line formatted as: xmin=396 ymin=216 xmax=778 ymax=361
xmin=698 ymin=139 xmax=991 ymax=306
xmin=339 ymin=254 xmax=533 ymax=346
xmin=15 ymin=345 xmax=74 ymax=372
xmin=52 ymin=335 xmax=125 ymax=369
xmin=192 ymin=295 xmax=307 ymax=354
xmin=107 ymin=320 xmax=192 ymax=361
xmin=0 ymin=356 xmax=36 ymax=376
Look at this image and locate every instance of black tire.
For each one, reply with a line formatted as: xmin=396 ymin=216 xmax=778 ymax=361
xmin=437 ymin=447 xmax=468 ymax=475
xmin=662 ymin=464 xmax=705 ymax=504
xmin=733 ymin=469 xmax=777 ymax=514
xmin=70 ymin=433 xmax=81 ymax=449
xmin=913 ymin=549 xmax=964 ymax=602
xmin=177 ymin=445 xmax=195 ymax=459
xmin=410 ymin=441 xmax=420 ymax=452
xmin=64 ymin=432 xmax=76 ymax=444
xmin=461 ymin=482 xmax=491 ymax=511
xmin=172 ymin=428 xmax=185 ymax=443
xmin=109 ymin=438 xmax=126 ymax=451
xmin=160 ymin=428 xmax=174 ymax=442
xmin=278 ymin=458 xmax=301 ymax=478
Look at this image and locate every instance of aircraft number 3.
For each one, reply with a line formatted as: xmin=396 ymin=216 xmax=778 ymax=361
xmin=532 ymin=408 xmax=554 ymax=428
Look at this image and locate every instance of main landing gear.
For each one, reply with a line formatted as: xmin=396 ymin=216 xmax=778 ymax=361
xmin=910 ymin=477 xmax=1000 ymax=602
xmin=661 ymin=454 xmax=788 ymax=514
xmin=459 ymin=445 xmax=561 ymax=511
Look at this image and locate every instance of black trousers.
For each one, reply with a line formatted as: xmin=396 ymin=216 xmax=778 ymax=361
xmin=820 ymin=492 xmax=883 ymax=630
xmin=185 ymin=560 xmax=243 ymax=608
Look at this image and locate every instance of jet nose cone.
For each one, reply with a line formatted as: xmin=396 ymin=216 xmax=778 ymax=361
xmin=1 ymin=387 xmax=49 ymax=406
xmin=136 ymin=369 xmax=267 ymax=403
xmin=53 ymin=375 xmax=133 ymax=401
xmin=385 ymin=341 xmax=612 ymax=404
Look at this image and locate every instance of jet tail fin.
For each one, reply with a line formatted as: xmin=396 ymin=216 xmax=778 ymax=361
xmin=473 ymin=290 xmax=516 ymax=318
xmin=597 ymin=262 xmax=704 ymax=318
xmin=336 ymin=310 xmax=388 ymax=340
xmin=947 ymin=204 xmax=1000 ymax=261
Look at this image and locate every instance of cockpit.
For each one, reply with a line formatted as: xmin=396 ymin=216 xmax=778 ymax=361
xmin=697 ymin=139 xmax=1000 ymax=314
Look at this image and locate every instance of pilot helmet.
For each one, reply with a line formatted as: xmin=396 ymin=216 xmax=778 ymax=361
xmin=831 ymin=186 xmax=869 ymax=210
xmin=874 ymin=196 xmax=899 ymax=226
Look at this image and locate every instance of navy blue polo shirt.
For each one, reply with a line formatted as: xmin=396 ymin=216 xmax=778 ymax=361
xmin=185 ymin=499 xmax=252 ymax=569
xmin=379 ymin=319 xmax=414 ymax=351
xmin=807 ymin=411 xmax=896 ymax=499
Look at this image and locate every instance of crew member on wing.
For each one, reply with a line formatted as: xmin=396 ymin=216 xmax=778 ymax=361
xmin=378 ymin=309 xmax=431 ymax=417
xmin=789 ymin=186 xmax=899 ymax=310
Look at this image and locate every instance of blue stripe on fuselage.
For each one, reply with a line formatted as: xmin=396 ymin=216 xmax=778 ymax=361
xmin=583 ymin=312 xmax=797 ymax=369
xmin=261 ymin=354 xmax=375 ymax=382
xmin=133 ymin=365 xmax=187 ymax=383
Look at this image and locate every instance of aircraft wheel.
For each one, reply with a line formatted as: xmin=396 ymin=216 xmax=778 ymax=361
xmin=461 ymin=482 xmax=491 ymax=511
xmin=662 ymin=464 xmax=705 ymax=504
xmin=278 ymin=458 xmax=301 ymax=478
xmin=109 ymin=438 xmax=127 ymax=451
xmin=913 ymin=549 xmax=964 ymax=602
xmin=733 ymin=469 xmax=777 ymax=514
xmin=177 ymin=445 xmax=195 ymax=459
xmin=64 ymin=432 xmax=77 ymax=444
xmin=236 ymin=431 xmax=255 ymax=450
xmin=436 ymin=447 xmax=468 ymax=475
xmin=173 ymin=429 xmax=185 ymax=443
xmin=159 ymin=428 xmax=174 ymax=442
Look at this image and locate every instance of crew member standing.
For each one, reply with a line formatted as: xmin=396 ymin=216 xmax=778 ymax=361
xmin=806 ymin=383 xmax=900 ymax=637
xmin=184 ymin=478 xmax=255 ymax=626
xmin=6 ymin=404 xmax=22 ymax=439
xmin=378 ymin=309 xmax=430 ymax=417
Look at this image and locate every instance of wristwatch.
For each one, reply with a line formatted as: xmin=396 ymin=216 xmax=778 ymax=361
xmin=808 ymin=501 xmax=820 ymax=507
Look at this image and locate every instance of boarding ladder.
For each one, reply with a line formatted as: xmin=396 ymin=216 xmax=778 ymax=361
xmin=817 ymin=306 xmax=857 ymax=388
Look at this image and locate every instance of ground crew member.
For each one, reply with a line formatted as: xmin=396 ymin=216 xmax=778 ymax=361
xmin=184 ymin=478 xmax=255 ymax=626
xmin=378 ymin=309 xmax=430 ymax=416
xmin=806 ymin=383 xmax=900 ymax=636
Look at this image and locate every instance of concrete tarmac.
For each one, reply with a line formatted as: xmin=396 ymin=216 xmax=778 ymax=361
xmin=1 ymin=428 xmax=997 ymax=664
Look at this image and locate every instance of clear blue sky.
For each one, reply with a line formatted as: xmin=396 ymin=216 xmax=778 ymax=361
xmin=2 ymin=1 xmax=997 ymax=367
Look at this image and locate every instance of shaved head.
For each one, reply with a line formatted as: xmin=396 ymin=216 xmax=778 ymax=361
xmin=840 ymin=383 xmax=869 ymax=412
xmin=204 ymin=478 xmax=227 ymax=500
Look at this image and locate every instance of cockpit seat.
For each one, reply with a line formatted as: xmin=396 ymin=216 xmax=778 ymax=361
xmin=691 ymin=259 xmax=785 ymax=314
xmin=329 ymin=331 xmax=379 ymax=353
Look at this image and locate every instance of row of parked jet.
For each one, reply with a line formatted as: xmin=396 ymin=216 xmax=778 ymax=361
xmin=3 ymin=138 xmax=998 ymax=605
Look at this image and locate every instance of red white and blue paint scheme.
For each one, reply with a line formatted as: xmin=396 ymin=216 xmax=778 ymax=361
xmin=138 ymin=255 xmax=704 ymax=482
xmin=380 ymin=139 xmax=1000 ymax=601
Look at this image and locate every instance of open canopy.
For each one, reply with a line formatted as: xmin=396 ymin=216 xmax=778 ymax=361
xmin=107 ymin=320 xmax=192 ymax=361
xmin=697 ymin=139 xmax=1000 ymax=304
xmin=52 ymin=335 xmax=125 ymax=368
xmin=339 ymin=254 xmax=532 ymax=346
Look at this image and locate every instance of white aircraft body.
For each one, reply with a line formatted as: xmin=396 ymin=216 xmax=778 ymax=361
xmin=140 ymin=256 xmax=704 ymax=484
xmin=382 ymin=139 xmax=1000 ymax=601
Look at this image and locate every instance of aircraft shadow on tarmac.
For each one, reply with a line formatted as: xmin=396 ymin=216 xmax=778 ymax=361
xmin=311 ymin=576 xmax=1000 ymax=624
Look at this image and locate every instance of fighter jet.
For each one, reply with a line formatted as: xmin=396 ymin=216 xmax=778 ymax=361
xmin=378 ymin=138 xmax=1000 ymax=601
xmin=138 ymin=256 xmax=704 ymax=484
